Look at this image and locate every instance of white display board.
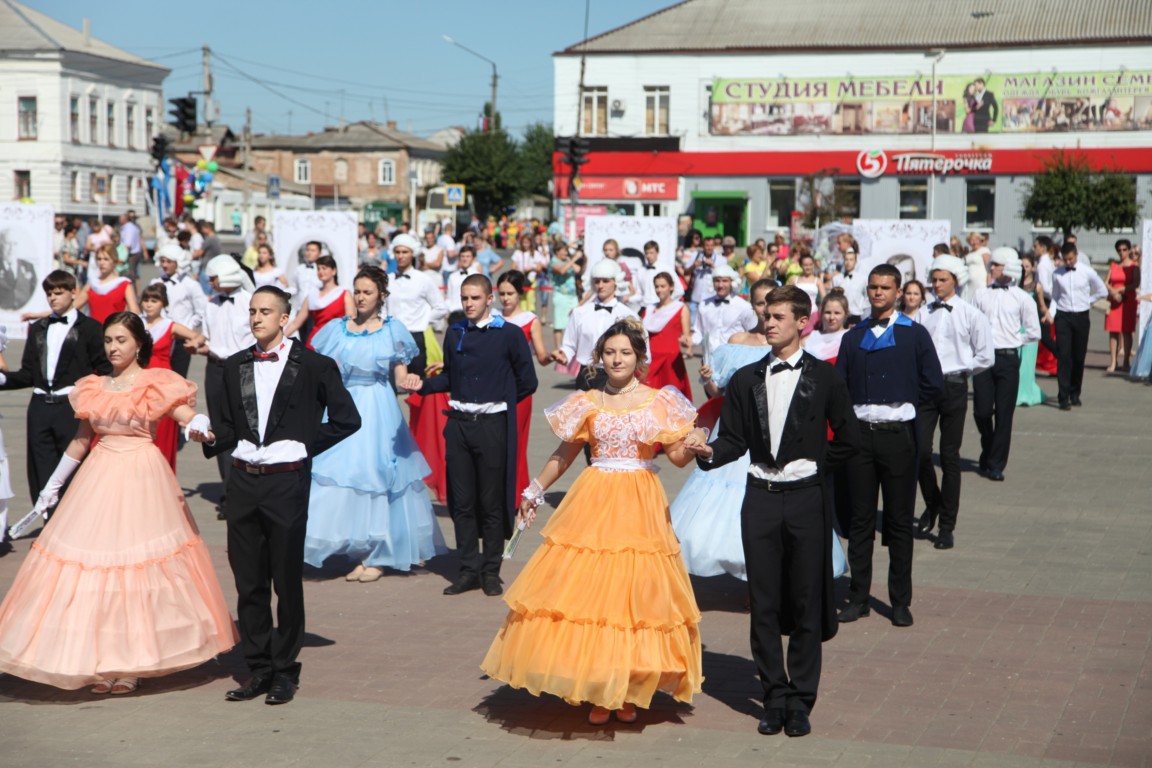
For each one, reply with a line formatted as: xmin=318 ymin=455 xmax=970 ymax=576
xmin=0 ymin=203 xmax=53 ymax=340
xmin=583 ymin=215 xmax=679 ymax=277
xmin=852 ymin=219 xmax=951 ymax=290
xmin=272 ymin=210 xmax=359 ymax=300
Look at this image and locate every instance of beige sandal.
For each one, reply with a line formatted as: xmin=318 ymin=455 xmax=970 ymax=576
xmin=109 ymin=677 xmax=140 ymax=695
xmin=90 ymin=679 xmax=114 ymax=694
xmin=345 ymin=564 xmax=366 ymax=582
xmin=358 ymin=566 xmax=384 ymax=583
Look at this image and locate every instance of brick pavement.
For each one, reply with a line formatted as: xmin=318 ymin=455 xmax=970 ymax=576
xmin=1 ymin=305 xmax=1149 ymax=767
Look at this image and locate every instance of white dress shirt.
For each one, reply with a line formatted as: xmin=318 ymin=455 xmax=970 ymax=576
xmin=636 ymin=262 xmax=683 ymax=310
xmin=1036 ymin=254 xmax=1056 ymax=297
xmin=231 ymin=339 xmax=308 ymax=464
xmin=204 ymin=290 xmax=256 ymax=359
xmin=31 ymin=309 xmax=80 ymax=395
xmin=832 ymin=271 xmax=869 ymax=317
xmin=559 ymin=299 xmax=640 ymax=367
xmin=445 ymin=264 xmax=480 ymax=312
xmin=292 ymin=263 xmax=321 ymax=312
xmin=386 ymin=267 xmax=449 ymax=333
xmin=748 ymin=348 xmax=818 ymax=482
xmin=1050 ymin=264 xmax=1108 ymax=313
xmin=152 ymin=272 xmax=208 ymax=330
xmin=920 ymin=294 xmax=995 ymax=376
xmin=693 ymin=294 xmax=757 ymax=366
xmin=972 ymin=283 xmax=1042 ymax=349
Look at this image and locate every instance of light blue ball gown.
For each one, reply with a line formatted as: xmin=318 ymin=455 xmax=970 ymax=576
xmin=304 ymin=318 xmax=448 ymax=570
xmin=1130 ymin=313 xmax=1152 ymax=382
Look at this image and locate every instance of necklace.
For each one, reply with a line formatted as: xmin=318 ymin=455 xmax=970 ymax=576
xmin=107 ymin=371 xmax=139 ymax=391
xmin=604 ymin=377 xmax=639 ymax=395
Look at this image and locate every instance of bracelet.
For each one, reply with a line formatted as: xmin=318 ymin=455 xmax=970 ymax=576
xmin=521 ymin=479 xmax=545 ymax=508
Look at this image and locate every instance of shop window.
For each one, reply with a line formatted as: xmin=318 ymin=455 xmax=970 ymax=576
xmin=582 ymin=87 xmax=608 ymax=136
xmin=644 ymin=87 xmax=670 ymax=135
xmin=835 ymin=179 xmax=861 ymax=221
xmin=294 ymin=159 xmax=311 ymax=184
xmin=14 ymin=170 xmax=31 ymax=199
xmin=18 ymin=97 xmax=37 ymax=140
xmin=965 ymin=179 xmax=995 ymax=230
xmin=899 ymin=179 xmax=928 ymax=219
xmin=768 ymin=180 xmax=796 ymax=229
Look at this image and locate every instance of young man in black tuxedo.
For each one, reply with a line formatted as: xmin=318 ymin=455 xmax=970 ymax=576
xmin=0 ymin=270 xmax=110 ymax=504
xmin=202 ymin=286 xmax=360 ymax=705
xmin=684 ymin=285 xmax=860 ymax=738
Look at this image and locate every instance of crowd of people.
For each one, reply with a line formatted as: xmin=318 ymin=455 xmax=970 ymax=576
xmin=0 ymin=209 xmax=1147 ymax=738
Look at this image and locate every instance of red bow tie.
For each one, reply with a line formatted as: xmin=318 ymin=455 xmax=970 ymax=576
xmin=252 ymin=348 xmax=280 ymax=362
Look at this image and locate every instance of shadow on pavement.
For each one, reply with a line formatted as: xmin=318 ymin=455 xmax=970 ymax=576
xmin=472 ymin=684 xmax=691 ymax=739
xmin=700 ymin=647 xmax=761 ymax=720
xmin=0 ymin=657 xmax=236 ymax=705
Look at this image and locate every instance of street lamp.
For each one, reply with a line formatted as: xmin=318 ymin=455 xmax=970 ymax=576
xmin=443 ymin=34 xmax=498 ymax=132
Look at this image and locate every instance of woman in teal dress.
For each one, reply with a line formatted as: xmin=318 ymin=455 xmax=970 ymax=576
xmin=1017 ymin=254 xmax=1047 ymax=406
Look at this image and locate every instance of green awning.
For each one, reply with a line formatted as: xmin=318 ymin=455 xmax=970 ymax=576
xmin=690 ymin=191 xmax=749 ymax=200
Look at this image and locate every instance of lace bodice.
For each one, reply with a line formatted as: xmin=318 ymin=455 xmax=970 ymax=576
xmin=544 ymin=386 xmax=696 ymax=461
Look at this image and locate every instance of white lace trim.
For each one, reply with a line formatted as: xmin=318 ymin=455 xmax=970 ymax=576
xmin=590 ymin=457 xmax=658 ymax=473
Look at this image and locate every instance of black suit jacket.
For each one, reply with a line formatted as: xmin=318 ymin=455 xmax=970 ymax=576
xmin=204 ymin=339 xmax=360 ymax=470
xmin=1 ymin=313 xmax=111 ymax=391
xmin=973 ymin=91 xmax=998 ymax=132
xmin=700 ymin=351 xmax=860 ymax=641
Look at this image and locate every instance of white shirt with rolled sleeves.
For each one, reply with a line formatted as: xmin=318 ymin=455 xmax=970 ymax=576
xmin=693 ymin=294 xmax=757 ymax=366
xmin=972 ymin=284 xmax=1042 ymax=350
xmin=920 ymin=295 xmax=995 ymax=376
xmin=559 ymin=300 xmax=641 ymax=367
xmin=152 ymin=272 xmax=208 ymax=330
xmin=1050 ymin=264 xmax=1108 ymax=313
xmin=386 ymin=267 xmax=448 ymax=334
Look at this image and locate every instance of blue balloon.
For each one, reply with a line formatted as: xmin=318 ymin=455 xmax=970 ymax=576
xmin=201 ymin=172 xmax=214 ymax=183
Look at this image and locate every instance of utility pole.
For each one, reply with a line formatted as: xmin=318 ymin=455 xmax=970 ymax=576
xmin=202 ymin=45 xmax=214 ymax=128
xmin=569 ymin=0 xmax=591 ymax=243
xmin=243 ymin=107 xmax=253 ymax=233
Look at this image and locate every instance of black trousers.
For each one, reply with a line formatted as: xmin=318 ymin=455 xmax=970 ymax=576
xmin=444 ymin=413 xmax=508 ymax=578
xmin=203 ymin=362 xmax=232 ymax=498
xmin=25 ymin=396 xmax=80 ymax=504
xmin=742 ymin=483 xmax=825 ymax=714
xmin=1039 ymin=318 xmax=1058 ymax=357
xmin=225 ymin=467 xmax=311 ymax=682
xmin=917 ymin=377 xmax=968 ymax=532
xmin=973 ymin=351 xmax=1022 ymax=476
xmin=1055 ymin=310 xmax=1091 ymax=404
xmin=845 ymin=422 xmax=917 ymax=608
xmin=169 ymin=340 xmax=192 ymax=378
xmin=410 ymin=329 xmax=428 ymax=378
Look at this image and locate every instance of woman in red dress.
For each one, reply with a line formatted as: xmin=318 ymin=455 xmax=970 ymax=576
xmin=496 ymin=271 xmax=552 ymax=504
xmin=284 ymin=254 xmax=355 ymax=349
xmin=641 ymin=271 xmax=692 ymax=399
xmin=1105 ymin=240 xmax=1140 ymax=373
xmin=79 ymin=245 xmax=140 ymax=323
xmin=405 ymin=326 xmax=450 ymax=503
xmin=139 ymin=284 xmax=206 ymax=470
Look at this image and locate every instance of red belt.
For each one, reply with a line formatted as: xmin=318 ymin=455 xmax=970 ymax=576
xmin=232 ymin=458 xmax=306 ymax=475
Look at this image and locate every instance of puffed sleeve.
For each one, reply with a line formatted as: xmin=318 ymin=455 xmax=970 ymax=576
xmin=67 ymin=375 xmax=105 ymax=420
xmin=310 ymin=320 xmax=342 ymax=358
xmin=385 ymin=319 xmax=419 ymax=366
xmin=638 ymin=386 xmax=697 ymax=445
xmin=543 ymin=391 xmax=597 ymax=444
xmin=142 ymin=368 xmax=198 ymax=419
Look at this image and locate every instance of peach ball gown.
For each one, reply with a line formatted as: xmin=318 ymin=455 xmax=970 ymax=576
xmin=0 ymin=368 xmax=236 ymax=689
xmin=481 ymin=386 xmax=703 ymax=711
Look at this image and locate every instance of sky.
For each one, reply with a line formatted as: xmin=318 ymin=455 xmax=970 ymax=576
xmin=24 ymin=0 xmax=674 ymax=140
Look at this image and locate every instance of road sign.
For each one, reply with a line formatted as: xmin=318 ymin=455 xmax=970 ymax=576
xmin=267 ymin=175 xmax=281 ymax=199
xmin=445 ymin=184 xmax=466 ymax=206
xmin=198 ymin=144 xmax=218 ymax=163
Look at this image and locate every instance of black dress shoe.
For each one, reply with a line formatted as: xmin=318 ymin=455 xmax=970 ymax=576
xmin=1071 ymin=396 xmax=1082 ymax=406
xmin=891 ymin=605 xmax=914 ymax=627
xmin=1059 ymin=401 xmax=1072 ymax=411
xmin=225 ymin=675 xmax=271 ymax=701
xmin=784 ymin=709 xmax=811 ymax=737
xmin=917 ymin=508 xmax=938 ymax=534
xmin=934 ymin=530 xmax=955 ymax=550
xmin=265 ymin=674 xmax=297 ymax=705
xmin=985 ymin=470 xmax=1005 ymax=482
xmin=837 ymin=602 xmax=870 ymax=623
xmin=443 ymin=575 xmax=481 ymax=595
xmin=757 ymin=707 xmax=786 ymax=735
xmin=481 ymin=575 xmax=503 ymax=596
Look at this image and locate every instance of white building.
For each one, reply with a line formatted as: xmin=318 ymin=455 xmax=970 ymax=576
xmin=0 ymin=1 xmax=168 ymax=217
xmin=553 ymin=0 xmax=1152 ymax=253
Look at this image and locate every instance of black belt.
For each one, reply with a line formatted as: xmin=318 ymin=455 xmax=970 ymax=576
xmin=207 ymin=356 xmax=226 ymax=367
xmin=995 ymin=348 xmax=1020 ymax=356
xmin=444 ymin=409 xmax=506 ymax=422
xmin=33 ymin=392 xmax=68 ymax=405
xmin=747 ymin=475 xmax=822 ymax=493
xmin=232 ymin=458 xmax=306 ymax=475
xmin=861 ymin=420 xmax=913 ymax=432
xmin=943 ymin=371 xmax=969 ymax=383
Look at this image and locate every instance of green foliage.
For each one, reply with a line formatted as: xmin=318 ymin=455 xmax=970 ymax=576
xmin=441 ymin=123 xmax=557 ymax=218
xmin=1021 ymin=150 xmax=1140 ymax=237
xmin=519 ymin=122 xmax=555 ymax=199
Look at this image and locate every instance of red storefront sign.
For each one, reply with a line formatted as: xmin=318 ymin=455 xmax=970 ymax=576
xmin=554 ymin=175 xmax=680 ymax=200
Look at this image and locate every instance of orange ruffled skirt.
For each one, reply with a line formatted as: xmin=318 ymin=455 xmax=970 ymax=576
xmin=0 ymin=436 xmax=237 ymax=689
xmin=481 ymin=467 xmax=703 ymax=710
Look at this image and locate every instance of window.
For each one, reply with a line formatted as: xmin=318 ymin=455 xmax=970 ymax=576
xmin=126 ymin=104 xmax=136 ymax=148
xmin=107 ymin=102 xmax=116 ymax=146
xmin=71 ymin=171 xmax=82 ymax=202
xmin=70 ymin=97 xmax=80 ymax=142
xmin=835 ymin=179 xmax=862 ymax=221
xmin=14 ymin=170 xmax=31 ymax=199
xmin=965 ymin=179 xmax=995 ymax=230
xmin=108 ymin=175 xmax=118 ymax=204
xmin=145 ymin=107 xmax=155 ymax=140
xmin=294 ymin=158 xmax=311 ymax=184
xmin=581 ymin=87 xmax=608 ymax=136
xmin=644 ymin=87 xmax=670 ymax=135
xmin=899 ymin=179 xmax=928 ymax=219
xmin=378 ymin=159 xmax=396 ymax=186
xmin=768 ymin=180 xmax=796 ymax=229
xmin=89 ymin=97 xmax=99 ymax=143
xmin=127 ymin=175 xmax=137 ymax=204
xmin=641 ymin=203 xmax=664 ymax=217
xmin=18 ymin=97 xmax=37 ymax=139
xmin=334 ymin=158 xmax=348 ymax=183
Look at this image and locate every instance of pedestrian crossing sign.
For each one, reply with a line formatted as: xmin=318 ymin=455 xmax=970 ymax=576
xmin=445 ymin=184 xmax=466 ymax=206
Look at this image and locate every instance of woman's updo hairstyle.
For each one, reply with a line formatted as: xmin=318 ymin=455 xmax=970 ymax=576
xmin=104 ymin=311 xmax=153 ymax=367
xmin=590 ymin=316 xmax=649 ymax=382
xmin=497 ymin=269 xmax=528 ymax=296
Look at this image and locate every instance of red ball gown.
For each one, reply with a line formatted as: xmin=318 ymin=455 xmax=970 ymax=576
xmin=145 ymin=318 xmax=180 ymax=470
xmin=641 ymin=301 xmax=692 ymax=400
xmin=87 ymin=276 xmax=130 ymax=324
xmin=305 ymin=287 xmax=349 ymax=349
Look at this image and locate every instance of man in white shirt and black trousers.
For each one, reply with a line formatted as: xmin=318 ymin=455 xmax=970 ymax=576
xmin=152 ymin=242 xmax=208 ymax=377
xmin=916 ymin=254 xmax=994 ymax=550
xmin=1050 ymin=241 xmax=1108 ymax=410
xmin=971 ymin=248 xmax=1041 ymax=482
xmin=386 ymin=233 xmax=448 ymax=377
xmin=693 ymin=262 xmax=758 ymax=367
xmin=203 ymin=285 xmax=360 ymax=706
xmin=684 ymin=284 xmax=860 ymax=738
xmin=553 ymin=259 xmax=639 ymax=392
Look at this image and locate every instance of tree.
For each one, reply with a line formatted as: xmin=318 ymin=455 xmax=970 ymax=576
xmin=518 ymin=122 xmax=554 ymax=200
xmin=1021 ymin=150 xmax=1140 ymax=238
xmin=441 ymin=128 xmax=521 ymax=218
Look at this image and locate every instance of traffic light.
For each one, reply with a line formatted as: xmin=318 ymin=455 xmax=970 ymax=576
xmin=150 ymin=134 xmax=171 ymax=165
xmin=567 ymin=137 xmax=590 ymax=168
xmin=168 ymin=96 xmax=197 ymax=135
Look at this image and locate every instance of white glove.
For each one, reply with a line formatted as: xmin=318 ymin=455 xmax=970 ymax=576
xmin=184 ymin=413 xmax=211 ymax=441
xmin=35 ymin=454 xmax=81 ymax=512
